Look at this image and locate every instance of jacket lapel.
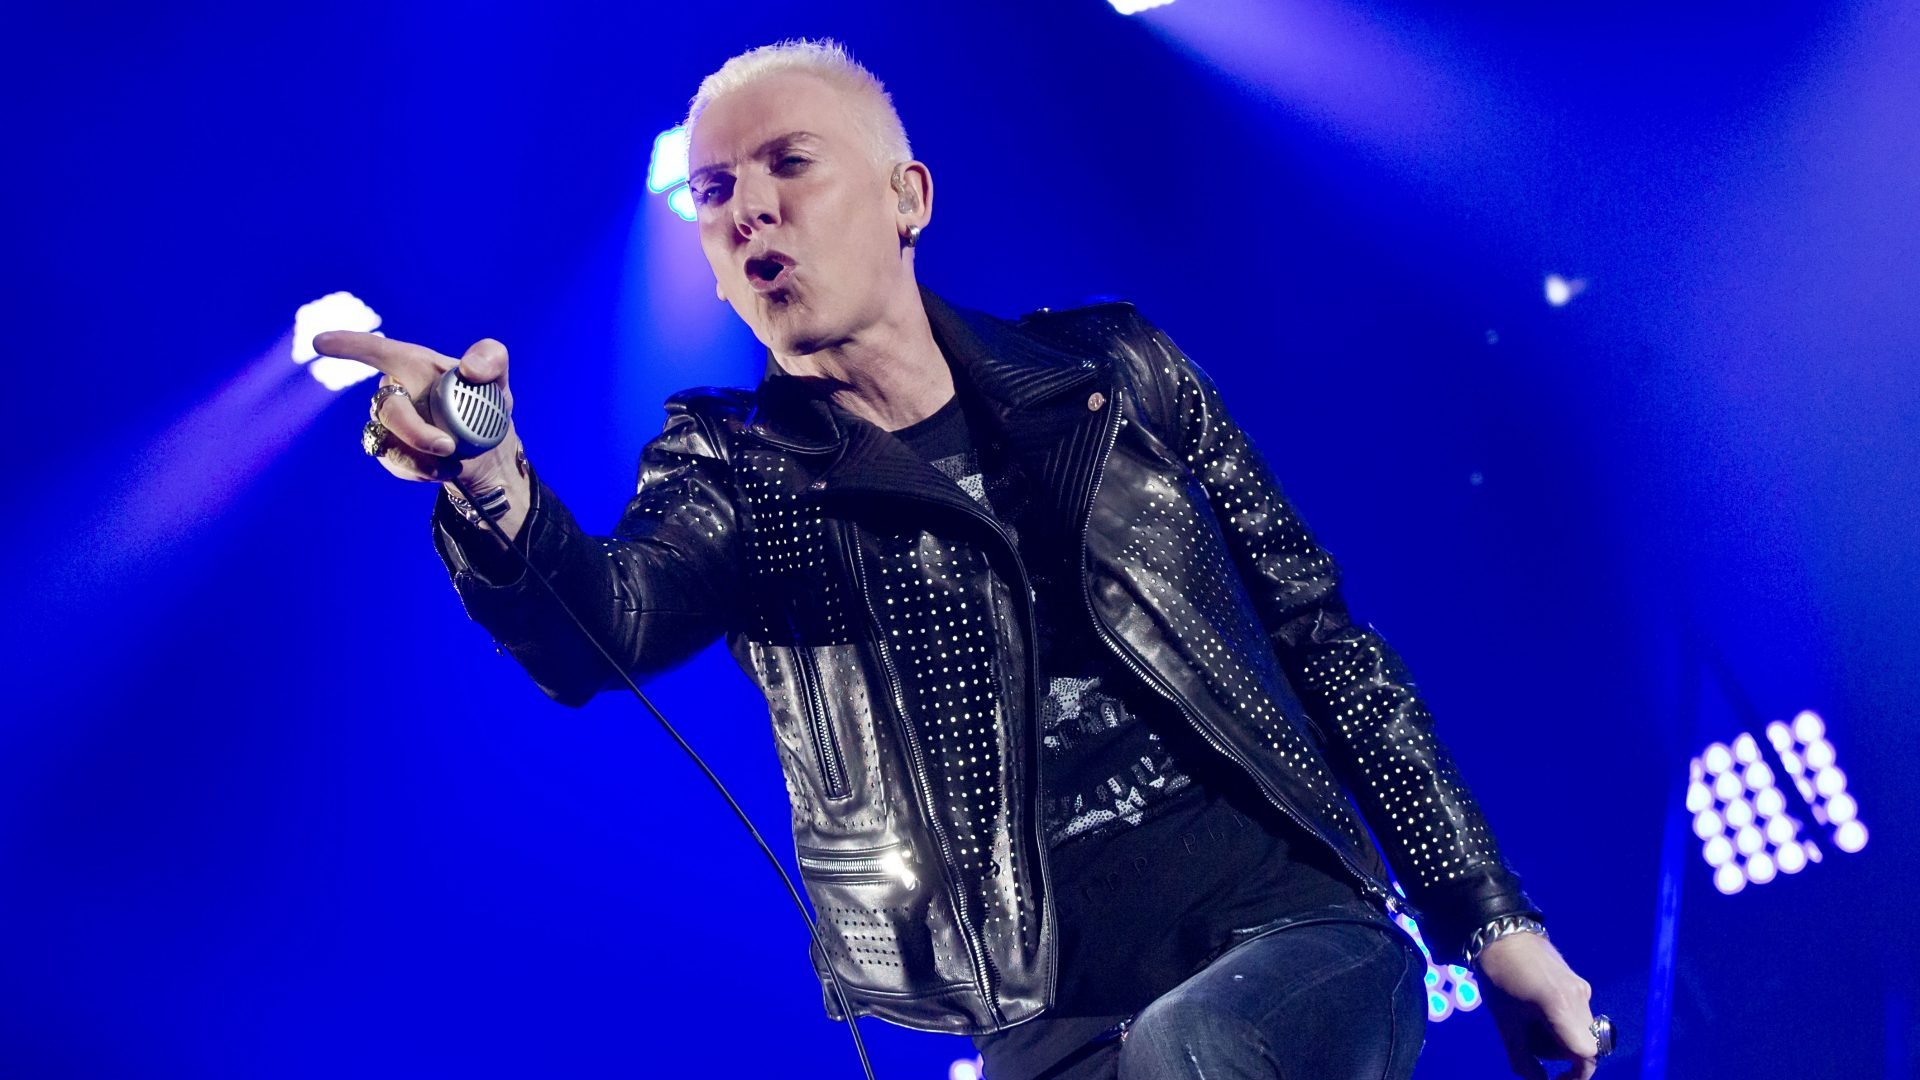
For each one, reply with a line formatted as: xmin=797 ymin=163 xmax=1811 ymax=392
xmin=739 ymin=287 xmax=1117 ymax=525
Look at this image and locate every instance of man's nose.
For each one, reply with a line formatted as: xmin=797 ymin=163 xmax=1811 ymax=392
xmin=731 ymin=175 xmax=779 ymax=240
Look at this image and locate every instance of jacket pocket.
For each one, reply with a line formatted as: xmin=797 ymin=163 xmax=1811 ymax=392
xmin=792 ymin=646 xmax=851 ymax=800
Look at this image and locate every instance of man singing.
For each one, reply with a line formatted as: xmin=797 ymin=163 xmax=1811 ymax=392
xmin=325 ymin=38 xmax=1606 ymax=1080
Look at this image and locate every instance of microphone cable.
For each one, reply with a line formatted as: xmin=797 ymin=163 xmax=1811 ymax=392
xmin=452 ymin=475 xmax=878 ymax=1080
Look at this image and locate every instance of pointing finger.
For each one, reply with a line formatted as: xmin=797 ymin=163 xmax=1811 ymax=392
xmin=313 ymin=331 xmax=454 ymax=387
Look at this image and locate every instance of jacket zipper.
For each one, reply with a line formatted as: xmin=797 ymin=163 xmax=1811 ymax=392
xmin=845 ymin=523 xmax=1004 ymax=1021
xmin=1073 ymin=379 xmax=1405 ymax=917
xmin=796 ymin=843 xmax=918 ymax=887
xmin=789 ymin=636 xmax=850 ymax=799
xmin=914 ymin=492 xmax=1057 ymax=1018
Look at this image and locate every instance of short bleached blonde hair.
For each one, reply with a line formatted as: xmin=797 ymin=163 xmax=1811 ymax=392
xmin=684 ymin=38 xmax=913 ymax=170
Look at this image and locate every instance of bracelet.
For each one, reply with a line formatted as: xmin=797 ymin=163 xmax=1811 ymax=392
xmin=444 ymin=446 xmax=529 ymax=527
xmin=1464 ymin=913 xmax=1548 ymax=968
xmin=446 ymin=484 xmax=510 ymax=526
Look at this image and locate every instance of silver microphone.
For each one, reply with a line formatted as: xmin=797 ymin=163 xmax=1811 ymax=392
xmin=420 ymin=368 xmax=510 ymax=459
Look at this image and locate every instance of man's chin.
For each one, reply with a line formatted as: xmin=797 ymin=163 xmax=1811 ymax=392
xmin=761 ymin=313 xmax=838 ymax=357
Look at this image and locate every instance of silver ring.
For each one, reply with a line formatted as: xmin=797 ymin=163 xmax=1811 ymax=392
xmin=369 ymin=381 xmax=411 ymax=421
xmin=1590 ymin=1014 xmax=1615 ymax=1058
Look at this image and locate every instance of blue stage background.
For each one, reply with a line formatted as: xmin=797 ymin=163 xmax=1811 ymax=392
xmin=5 ymin=1 xmax=1915 ymax=1077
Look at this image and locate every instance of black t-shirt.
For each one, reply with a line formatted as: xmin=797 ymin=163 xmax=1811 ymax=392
xmin=890 ymin=393 xmax=1359 ymax=1080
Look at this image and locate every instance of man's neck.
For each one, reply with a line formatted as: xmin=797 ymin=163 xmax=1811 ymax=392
xmin=774 ymin=290 xmax=955 ymax=432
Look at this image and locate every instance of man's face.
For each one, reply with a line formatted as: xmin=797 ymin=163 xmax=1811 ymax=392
xmin=688 ymin=72 xmax=907 ymax=357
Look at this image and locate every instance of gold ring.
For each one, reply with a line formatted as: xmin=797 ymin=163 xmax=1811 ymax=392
xmin=361 ymin=418 xmax=394 ymax=458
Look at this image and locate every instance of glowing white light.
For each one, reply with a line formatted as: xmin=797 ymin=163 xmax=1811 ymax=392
xmin=1780 ymin=750 xmax=1804 ymax=776
xmin=1692 ymin=809 xmax=1723 ymax=840
xmin=1755 ymin=788 xmax=1785 ymax=818
xmin=1714 ymin=772 xmax=1743 ymax=801
xmin=1776 ymin=842 xmax=1807 ymax=874
xmin=1724 ymin=799 xmax=1754 ymax=829
xmin=1766 ymin=721 xmax=1793 ymax=750
xmin=949 ymin=1058 xmax=984 ymax=1080
xmin=1735 ymin=825 xmax=1764 ymax=855
xmin=1793 ymin=710 xmax=1825 ymax=742
xmin=1813 ymin=767 xmax=1846 ymax=798
xmin=1803 ymin=739 xmax=1835 ymax=770
xmin=1745 ymin=852 xmax=1777 ymax=884
xmin=667 ymin=184 xmax=698 ymax=222
xmin=293 ymin=291 xmax=382 ymax=362
xmin=1826 ymin=792 xmax=1857 ymax=824
xmin=648 ymin=126 xmax=691 ymax=193
xmin=1714 ymin=863 xmax=1746 ymax=894
xmin=1733 ymin=733 xmax=1759 ymax=763
xmin=1742 ymin=761 xmax=1774 ymax=791
xmin=1703 ymin=743 xmax=1733 ymax=774
xmin=1765 ymin=816 xmax=1797 ymax=847
xmin=1543 ymin=274 xmax=1588 ymax=307
xmin=1703 ymin=835 xmax=1733 ymax=867
xmin=293 ymin=292 xmax=384 ymax=390
xmin=1686 ymin=781 xmax=1713 ymax=813
xmin=1109 ymin=0 xmax=1177 ymax=13
xmin=1834 ymin=820 xmax=1868 ymax=852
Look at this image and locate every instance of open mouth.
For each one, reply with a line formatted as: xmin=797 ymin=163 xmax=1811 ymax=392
xmin=744 ymin=251 xmax=795 ymax=292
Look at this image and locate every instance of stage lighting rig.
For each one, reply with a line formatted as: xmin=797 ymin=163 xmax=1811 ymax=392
xmin=1688 ymin=709 xmax=1865 ymax=895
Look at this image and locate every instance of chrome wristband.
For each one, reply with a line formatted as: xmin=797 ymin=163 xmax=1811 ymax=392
xmin=1464 ymin=913 xmax=1548 ymax=968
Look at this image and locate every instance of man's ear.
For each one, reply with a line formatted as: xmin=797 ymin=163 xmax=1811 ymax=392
xmin=890 ymin=161 xmax=934 ymax=222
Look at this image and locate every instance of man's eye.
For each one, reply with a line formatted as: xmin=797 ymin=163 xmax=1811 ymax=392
xmin=777 ymin=155 xmax=810 ymax=171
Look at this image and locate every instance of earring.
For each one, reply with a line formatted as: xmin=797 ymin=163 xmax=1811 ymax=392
xmin=905 ymin=224 xmax=923 ymax=248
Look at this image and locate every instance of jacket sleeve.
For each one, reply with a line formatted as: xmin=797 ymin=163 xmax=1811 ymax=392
xmin=1129 ymin=314 xmax=1542 ymax=962
xmin=431 ymin=396 xmax=745 ymax=707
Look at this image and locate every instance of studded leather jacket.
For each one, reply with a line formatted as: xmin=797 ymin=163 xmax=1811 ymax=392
xmin=431 ymin=288 xmax=1541 ymax=1035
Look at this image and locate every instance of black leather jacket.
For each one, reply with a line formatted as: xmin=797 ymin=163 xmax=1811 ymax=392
xmin=432 ymin=289 xmax=1540 ymax=1034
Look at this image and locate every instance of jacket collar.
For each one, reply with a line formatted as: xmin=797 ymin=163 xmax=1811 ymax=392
xmin=743 ymin=286 xmax=1109 ymax=454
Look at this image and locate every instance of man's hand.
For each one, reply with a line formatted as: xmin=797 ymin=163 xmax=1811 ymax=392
xmin=1476 ymin=932 xmax=1602 ymax=1080
xmin=315 ymin=331 xmax=532 ymax=540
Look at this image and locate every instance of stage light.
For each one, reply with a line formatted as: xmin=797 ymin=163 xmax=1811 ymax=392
xmin=1544 ymin=274 xmax=1587 ymax=307
xmin=1109 ymin=0 xmax=1177 ymax=13
xmin=293 ymin=291 xmax=382 ymax=390
xmin=648 ymin=126 xmax=691 ymax=193
xmin=1689 ymin=709 xmax=1866 ymax=893
xmin=1390 ymin=892 xmax=1481 ymax=1022
xmin=948 ymin=1055 xmax=985 ymax=1080
xmin=667 ymin=184 xmax=697 ymax=222
xmin=648 ymin=126 xmax=700 ymax=222
xmin=1835 ymin=820 xmax=1868 ymax=852
xmin=1714 ymin=863 xmax=1746 ymax=894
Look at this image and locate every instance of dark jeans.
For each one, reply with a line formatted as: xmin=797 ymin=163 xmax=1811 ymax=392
xmin=1036 ymin=900 xmax=1428 ymax=1080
